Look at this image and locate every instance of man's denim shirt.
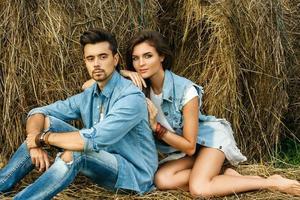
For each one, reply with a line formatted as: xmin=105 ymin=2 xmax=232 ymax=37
xmin=28 ymin=71 xmax=158 ymax=193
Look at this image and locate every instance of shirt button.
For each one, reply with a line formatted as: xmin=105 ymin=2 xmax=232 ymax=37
xmin=97 ymin=106 xmax=100 ymax=109
xmin=164 ymin=112 xmax=168 ymax=116
xmin=94 ymin=122 xmax=97 ymax=124
xmin=219 ymin=146 xmax=222 ymax=149
xmin=201 ymin=140 xmax=205 ymax=145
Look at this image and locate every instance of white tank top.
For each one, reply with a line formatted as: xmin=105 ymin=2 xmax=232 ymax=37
xmin=150 ymin=85 xmax=198 ymax=131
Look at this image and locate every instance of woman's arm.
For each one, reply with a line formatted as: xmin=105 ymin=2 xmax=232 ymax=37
xmin=82 ymin=70 xmax=146 ymax=90
xmin=147 ymin=97 xmax=199 ymax=156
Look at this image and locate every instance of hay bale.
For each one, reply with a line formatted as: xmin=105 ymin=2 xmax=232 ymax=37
xmin=157 ymin=0 xmax=298 ymax=160
xmin=0 ymin=0 xmax=299 ymax=162
xmin=281 ymin=0 xmax=300 ymax=139
xmin=0 ymin=0 xmax=160 ymax=158
xmin=1 ymin=164 xmax=299 ymax=199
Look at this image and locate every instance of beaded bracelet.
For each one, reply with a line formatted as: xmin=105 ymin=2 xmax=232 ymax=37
xmin=155 ymin=123 xmax=167 ymax=139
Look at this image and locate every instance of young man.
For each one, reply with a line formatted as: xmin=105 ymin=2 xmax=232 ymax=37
xmin=0 ymin=29 xmax=158 ymax=199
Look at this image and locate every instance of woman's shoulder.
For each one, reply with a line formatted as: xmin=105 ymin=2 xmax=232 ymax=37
xmin=166 ymin=70 xmax=193 ymax=85
xmin=166 ymin=70 xmax=203 ymax=91
xmin=166 ymin=70 xmax=204 ymax=96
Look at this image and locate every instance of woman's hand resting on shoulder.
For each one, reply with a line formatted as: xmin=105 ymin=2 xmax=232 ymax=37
xmin=82 ymin=79 xmax=96 ymax=90
xmin=120 ymin=70 xmax=147 ymax=90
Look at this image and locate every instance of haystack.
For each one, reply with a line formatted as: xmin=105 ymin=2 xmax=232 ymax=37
xmin=0 ymin=164 xmax=299 ymax=199
xmin=0 ymin=0 xmax=159 ymax=158
xmin=157 ymin=0 xmax=299 ymax=160
xmin=0 ymin=0 xmax=300 ymax=199
xmin=281 ymin=0 xmax=300 ymax=140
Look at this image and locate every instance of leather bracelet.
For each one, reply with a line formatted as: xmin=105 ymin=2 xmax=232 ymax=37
xmin=34 ymin=130 xmax=50 ymax=147
xmin=44 ymin=132 xmax=51 ymax=145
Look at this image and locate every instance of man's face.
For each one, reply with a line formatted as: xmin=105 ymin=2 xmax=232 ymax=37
xmin=83 ymin=42 xmax=119 ymax=83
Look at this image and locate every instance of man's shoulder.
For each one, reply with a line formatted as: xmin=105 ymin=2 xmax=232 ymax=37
xmin=114 ymin=75 xmax=144 ymax=97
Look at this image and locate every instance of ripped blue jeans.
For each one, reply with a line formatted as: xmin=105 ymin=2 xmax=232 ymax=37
xmin=0 ymin=116 xmax=118 ymax=200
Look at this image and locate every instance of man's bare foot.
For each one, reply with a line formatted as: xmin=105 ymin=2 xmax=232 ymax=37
xmin=268 ymin=174 xmax=300 ymax=196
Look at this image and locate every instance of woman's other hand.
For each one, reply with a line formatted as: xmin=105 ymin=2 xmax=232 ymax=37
xmin=120 ymin=70 xmax=147 ymax=90
xmin=82 ymin=79 xmax=96 ymax=90
xmin=146 ymin=98 xmax=158 ymax=131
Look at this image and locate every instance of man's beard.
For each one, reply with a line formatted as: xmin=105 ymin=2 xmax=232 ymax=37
xmin=92 ymin=69 xmax=107 ymax=81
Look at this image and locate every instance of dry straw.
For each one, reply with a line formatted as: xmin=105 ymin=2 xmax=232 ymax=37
xmin=0 ymin=0 xmax=159 ymax=158
xmin=158 ymin=0 xmax=299 ymax=160
xmin=0 ymin=164 xmax=299 ymax=199
xmin=0 ymin=0 xmax=299 ymax=199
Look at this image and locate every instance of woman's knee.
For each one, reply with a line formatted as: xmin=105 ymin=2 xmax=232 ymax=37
xmin=189 ymin=181 xmax=212 ymax=198
xmin=154 ymin=170 xmax=172 ymax=190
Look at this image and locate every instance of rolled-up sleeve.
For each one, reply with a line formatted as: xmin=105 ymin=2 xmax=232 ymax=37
xmin=79 ymin=93 xmax=146 ymax=152
xmin=192 ymin=84 xmax=204 ymax=109
xmin=27 ymin=93 xmax=82 ymax=121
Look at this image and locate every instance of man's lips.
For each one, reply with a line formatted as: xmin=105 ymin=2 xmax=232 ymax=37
xmin=93 ymin=69 xmax=105 ymax=75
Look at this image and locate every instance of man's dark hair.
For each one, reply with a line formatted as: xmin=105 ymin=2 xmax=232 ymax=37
xmin=80 ymin=28 xmax=118 ymax=55
xmin=126 ymin=30 xmax=173 ymax=71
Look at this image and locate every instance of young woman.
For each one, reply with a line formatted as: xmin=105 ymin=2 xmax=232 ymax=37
xmin=83 ymin=31 xmax=300 ymax=198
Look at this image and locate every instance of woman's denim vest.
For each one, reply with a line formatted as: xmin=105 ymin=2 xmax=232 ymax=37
xmin=156 ymin=70 xmax=204 ymax=154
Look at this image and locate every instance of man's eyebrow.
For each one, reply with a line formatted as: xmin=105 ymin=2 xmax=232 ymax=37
xmin=85 ymin=53 xmax=108 ymax=58
xmin=98 ymin=53 xmax=109 ymax=56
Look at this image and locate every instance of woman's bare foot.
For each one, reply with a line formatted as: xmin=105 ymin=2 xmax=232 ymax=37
xmin=268 ymin=175 xmax=300 ymax=196
xmin=224 ymin=168 xmax=263 ymax=179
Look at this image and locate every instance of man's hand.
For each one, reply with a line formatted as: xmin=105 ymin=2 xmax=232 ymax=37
xmin=29 ymin=148 xmax=50 ymax=172
xmin=26 ymin=133 xmax=38 ymax=149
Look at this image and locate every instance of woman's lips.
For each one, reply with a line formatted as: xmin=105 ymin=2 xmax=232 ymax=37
xmin=139 ymin=68 xmax=148 ymax=74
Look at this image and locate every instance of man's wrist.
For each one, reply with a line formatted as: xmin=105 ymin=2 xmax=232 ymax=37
xmin=35 ymin=130 xmax=50 ymax=148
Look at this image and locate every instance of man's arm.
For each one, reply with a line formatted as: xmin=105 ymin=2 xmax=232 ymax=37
xmin=26 ymin=113 xmax=46 ymax=136
xmin=26 ymin=114 xmax=50 ymax=172
xmin=27 ymin=131 xmax=84 ymax=150
xmin=27 ymin=93 xmax=82 ymax=123
xmin=25 ymin=93 xmax=82 ymax=170
xmin=27 ymin=93 xmax=146 ymax=152
xmin=79 ymin=93 xmax=146 ymax=152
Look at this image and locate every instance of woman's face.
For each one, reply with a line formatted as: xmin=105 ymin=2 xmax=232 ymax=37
xmin=131 ymin=42 xmax=164 ymax=79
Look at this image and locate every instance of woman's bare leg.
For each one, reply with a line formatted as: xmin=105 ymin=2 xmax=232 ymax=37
xmin=189 ymin=147 xmax=300 ymax=198
xmin=224 ymin=168 xmax=263 ymax=179
xmin=155 ymin=156 xmax=195 ymax=190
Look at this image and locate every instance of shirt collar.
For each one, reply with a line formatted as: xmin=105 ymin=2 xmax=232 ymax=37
xmin=92 ymin=71 xmax=120 ymax=98
xmin=162 ymin=70 xmax=174 ymax=102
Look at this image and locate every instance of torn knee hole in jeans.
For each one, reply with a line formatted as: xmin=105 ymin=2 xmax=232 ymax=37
xmin=44 ymin=116 xmax=51 ymax=131
xmin=58 ymin=152 xmax=74 ymax=165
